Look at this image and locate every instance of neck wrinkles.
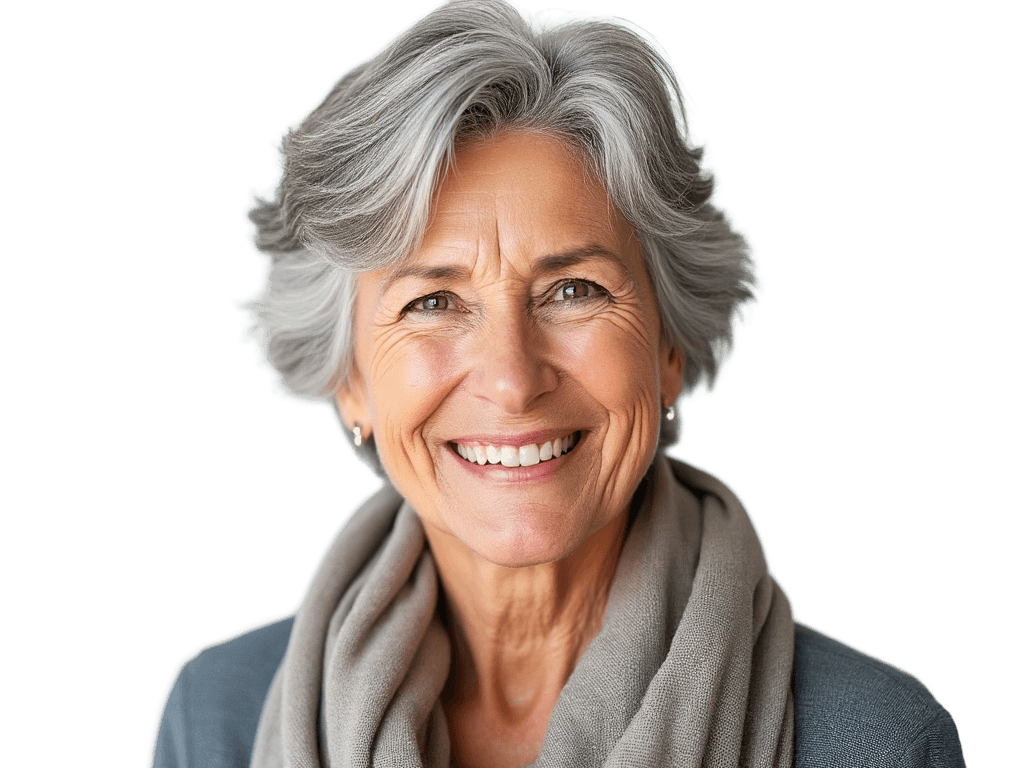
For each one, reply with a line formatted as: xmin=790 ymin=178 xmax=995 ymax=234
xmin=426 ymin=507 xmax=629 ymax=721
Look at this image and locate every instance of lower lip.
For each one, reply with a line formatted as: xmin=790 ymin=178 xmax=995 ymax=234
xmin=447 ymin=440 xmax=577 ymax=482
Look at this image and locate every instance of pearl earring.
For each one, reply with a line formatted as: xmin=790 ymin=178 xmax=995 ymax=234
xmin=353 ymin=424 xmax=363 ymax=447
xmin=664 ymin=404 xmax=676 ymax=422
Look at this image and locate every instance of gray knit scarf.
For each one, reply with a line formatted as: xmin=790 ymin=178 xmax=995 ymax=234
xmin=251 ymin=455 xmax=794 ymax=768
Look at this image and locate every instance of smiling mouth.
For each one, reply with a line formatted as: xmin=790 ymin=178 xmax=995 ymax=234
xmin=451 ymin=431 xmax=582 ymax=467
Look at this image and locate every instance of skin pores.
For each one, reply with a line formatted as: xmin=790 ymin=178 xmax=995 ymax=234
xmin=338 ymin=130 xmax=683 ymax=569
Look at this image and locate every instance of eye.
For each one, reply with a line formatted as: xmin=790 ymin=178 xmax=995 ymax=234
xmin=552 ymin=279 xmax=605 ymax=302
xmin=402 ymin=291 xmax=457 ymax=317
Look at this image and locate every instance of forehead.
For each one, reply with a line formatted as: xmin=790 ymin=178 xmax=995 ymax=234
xmin=365 ymin=131 xmax=649 ymax=304
xmin=416 ymin=130 xmax=632 ymax=265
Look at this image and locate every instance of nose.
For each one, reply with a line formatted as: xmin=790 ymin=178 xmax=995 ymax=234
xmin=465 ymin=311 xmax=558 ymax=414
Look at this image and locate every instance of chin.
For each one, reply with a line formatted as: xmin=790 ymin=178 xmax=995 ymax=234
xmin=455 ymin=506 xmax=593 ymax=569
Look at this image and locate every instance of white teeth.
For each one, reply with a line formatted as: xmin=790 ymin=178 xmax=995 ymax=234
xmin=519 ymin=444 xmax=540 ymax=466
xmin=454 ymin=432 xmax=579 ymax=467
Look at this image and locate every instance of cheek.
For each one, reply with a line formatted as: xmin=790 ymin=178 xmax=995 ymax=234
xmin=367 ymin=333 xmax=465 ymax=442
xmin=554 ymin=317 xmax=660 ymax=414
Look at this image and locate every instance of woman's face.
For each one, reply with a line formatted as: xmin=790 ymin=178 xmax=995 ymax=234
xmin=339 ymin=131 xmax=683 ymax=568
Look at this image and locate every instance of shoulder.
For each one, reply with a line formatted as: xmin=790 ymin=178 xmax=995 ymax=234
xmin=154 ymin=617 xmax=294 ymax=768
xmin=793 ymin=624 xmax=965 ymax=768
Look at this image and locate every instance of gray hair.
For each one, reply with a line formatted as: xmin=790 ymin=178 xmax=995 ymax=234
xmin=252 ymin=0 xmax=753 ymax=462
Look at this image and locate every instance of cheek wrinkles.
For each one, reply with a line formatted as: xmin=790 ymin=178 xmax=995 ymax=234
xmin=368 ymin=326 xmax=451 ymax=387
xmin=385 ymin=415 xmax=437 ymax=488
xmin=602 ymin=396 xmax=659 ymax=505
xmin=607 ymin=305 xmax=659 ymax=359
xmin=553 ymin=308 xmax=658 ymax=380
xmin=367 ymin=330 xmax=409 ymax=385
xmin=367 ymin=327 xmax=467 ymax=466
xmin=388 ymin=341 xmax=465 ymax=406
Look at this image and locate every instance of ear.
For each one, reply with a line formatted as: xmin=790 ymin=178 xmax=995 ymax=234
xmin=659 ymin=342 xmax=685 ymax=407
xmin=334 ymin=362 xmax=372 ymax=440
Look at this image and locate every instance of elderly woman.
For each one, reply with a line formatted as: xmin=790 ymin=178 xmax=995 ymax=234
xmin=155 ymin=2 xmax=964 ymax=767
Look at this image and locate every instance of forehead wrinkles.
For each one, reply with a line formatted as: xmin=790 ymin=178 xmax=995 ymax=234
xmin=434 ymin=133 xmax=617 ymax=266
xmin=421 ymin=191 xmax=622 ymax=288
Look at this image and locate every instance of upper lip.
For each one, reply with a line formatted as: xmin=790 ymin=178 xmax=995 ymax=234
xmin=447 ymin=429 xmax=581 ymax=448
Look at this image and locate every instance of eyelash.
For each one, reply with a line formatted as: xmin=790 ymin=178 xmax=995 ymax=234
xmin=401 ymin=279 xmax=609 ymax=317
xmin=551 ymin=279 xmax=607 ymax=302
xmin=403 ymin=292 xmax=458 ymax=314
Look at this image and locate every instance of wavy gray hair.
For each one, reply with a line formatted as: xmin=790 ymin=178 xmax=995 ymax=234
xmin=251 ymin=0 xmax=753 ymax=465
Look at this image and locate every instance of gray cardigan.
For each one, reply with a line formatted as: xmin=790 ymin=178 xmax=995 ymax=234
xmin=154 ymin=620 xmax=964 ymax=767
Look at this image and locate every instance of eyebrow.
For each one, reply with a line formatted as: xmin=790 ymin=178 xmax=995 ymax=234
xmin=378 ymin=244 xmax=629 ymax=300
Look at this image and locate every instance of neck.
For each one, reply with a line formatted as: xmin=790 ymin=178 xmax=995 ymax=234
xmin=424 ymin=511 xmax=629 ymax=767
